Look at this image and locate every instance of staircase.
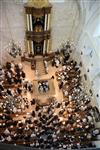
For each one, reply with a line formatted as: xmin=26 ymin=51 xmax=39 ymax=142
xmin=35 ymin=56 xmax=46 ymax=76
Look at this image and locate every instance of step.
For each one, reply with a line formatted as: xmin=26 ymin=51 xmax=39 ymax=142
xmin=35 ymin=59 xmax=46 ymax=76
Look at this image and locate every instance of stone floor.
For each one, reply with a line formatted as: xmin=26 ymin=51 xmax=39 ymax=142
xmin=14 ymin=61 xmax=64 ymax=121
xmin=22 ymin=61 xmax=63 ymax=102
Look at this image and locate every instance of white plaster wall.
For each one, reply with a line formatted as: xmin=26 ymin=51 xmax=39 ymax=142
xmin=77 ymin=1 xmax=100 ymax=110
xmin=51 ymin=0 xmax=80 ymax=51
xmin=0 ymin=0 xmax=25 ymax=64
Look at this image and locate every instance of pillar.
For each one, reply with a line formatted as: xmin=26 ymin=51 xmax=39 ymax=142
xmin=29 ymin=14 xmax=33 ymax=31
xmin=31 ymin=40 xmax=34 ymax=54
xmin=47 ymin=39 xmax=50 ymax=53
xmin=43 ymin=40 xmax=46 ymax=54
xmin=27 ymin=40 xmax=30 ymax=53
xmin=26 ymin=14 xmax=30 ymax=31
xmin=47 ymin=13 xmax=50 ymax=31
xmin=44 ymin=14 xmax=47 ymax=31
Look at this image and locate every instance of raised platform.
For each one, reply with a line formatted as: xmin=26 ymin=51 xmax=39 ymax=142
xmin=33 ymin=78 xmax=55 ymax=96
xmin=32 ymin=78 xmax=55 ymax=105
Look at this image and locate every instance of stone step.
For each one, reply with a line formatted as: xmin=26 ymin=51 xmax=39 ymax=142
xmin=35 ymin=57 xmax=46 ymax=76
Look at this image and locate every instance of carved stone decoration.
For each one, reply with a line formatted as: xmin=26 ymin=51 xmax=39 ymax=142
xmin=27 ymin=0 xmax=49 ymax=8
xmin=25 ymin=0 xmax=52 ymax=55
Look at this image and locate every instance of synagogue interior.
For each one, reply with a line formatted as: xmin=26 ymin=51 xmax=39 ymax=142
xmin=0 ymin=0 xmax=100 ymax=150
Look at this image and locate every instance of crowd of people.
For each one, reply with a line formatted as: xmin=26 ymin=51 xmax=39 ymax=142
xmin=0 ymin=62 xmax=31 ymax=114
xmin=0 ymin=98 xmax=99 ymax=149
xmin=0 ymin=61 xmax=25 ymax=86
xmin=0 ymin=42 xmax=100 ymax=149
xmin=38 ymin=80 xmax=49 ymax=93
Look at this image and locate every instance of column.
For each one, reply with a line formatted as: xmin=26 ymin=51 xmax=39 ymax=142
xmin=43 ymin=40 xmax=46 ymax=54
xmin=44 ymin=14 xmax=47 ymax=31
xmin=47 ymin=13 xmax=50 ymax=31
xmin=27 ymin=40 xmax=30 ymax=53
xmin=26 ymin=14 xmax=30 ymax=31
xmin=29 ymin=40 xmax=31 ymax=54
xmin=24 ymin=39 xmax=27 ymax=53
xmin=31 ymin=40 xmax=34 ymax=54
xmin=29 ymin=14 xmax=33 ymax=31
xmin=47 ymin=39 xmax=50 ymax=53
